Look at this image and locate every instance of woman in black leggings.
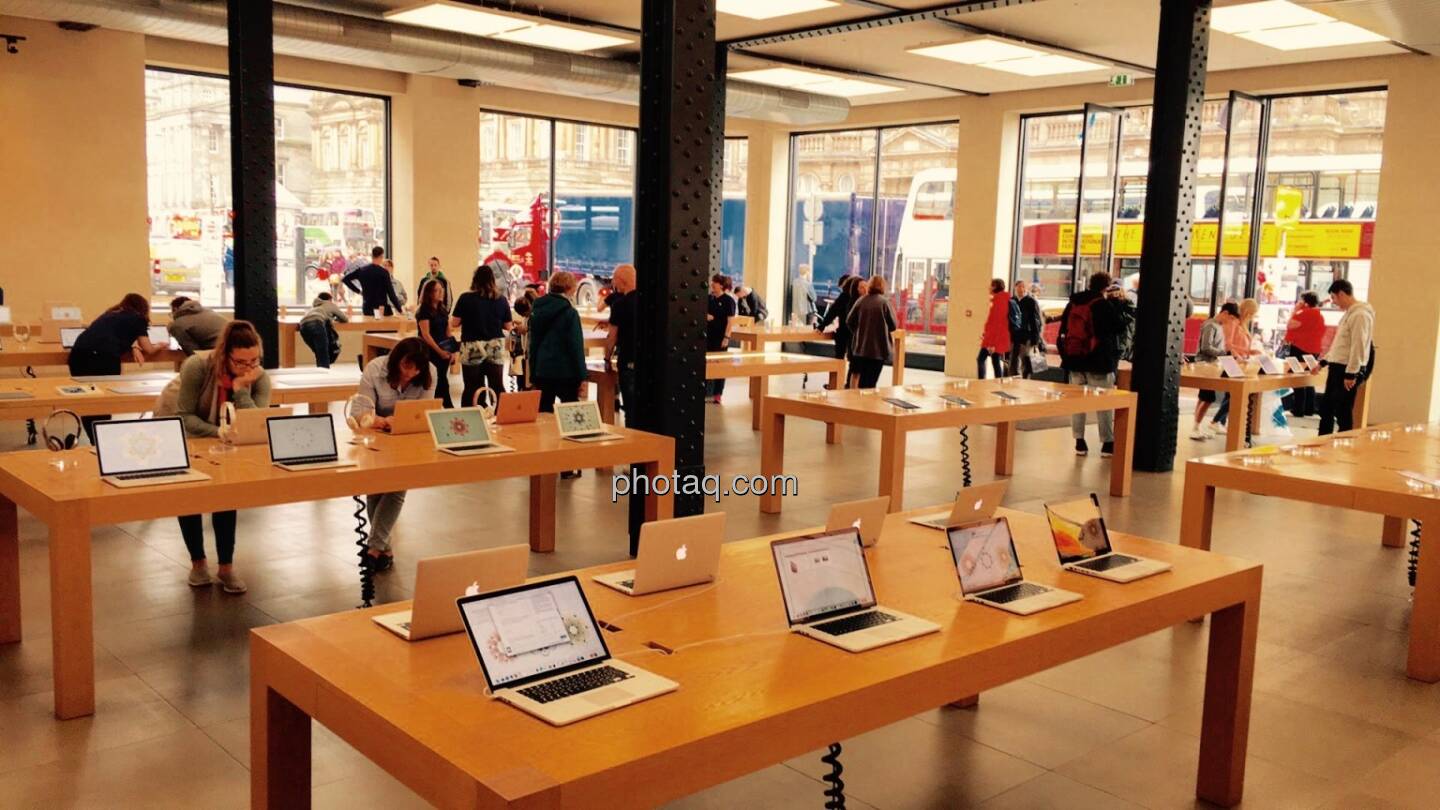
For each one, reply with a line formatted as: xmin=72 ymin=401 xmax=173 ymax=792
xmin=451 ymin=265 xmax=512 ymax=408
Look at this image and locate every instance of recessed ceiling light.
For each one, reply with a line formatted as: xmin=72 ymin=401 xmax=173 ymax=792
xmin=907 ymin=39 xmax=1042 ymax=64
xmin=1210 ymin=1 xmax=1331 ymax=34
xmin=384 ymin=1 xmax=533 ymax=38
xmin=730 ymin=67 xmax=899 ymax=98
xmin=493 ymin=24 xmax=632 ymax=52
xmin=1237 ymin=20 xmax=1389 ymax=49
xmin=985 ymin=54 xmax=1107 ymax=76
xmin=717 ymin=0 xmax=838 ymax=20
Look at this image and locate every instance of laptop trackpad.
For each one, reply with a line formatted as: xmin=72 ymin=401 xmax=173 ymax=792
xmin=583 ymin=686 xmax=636 ymax=706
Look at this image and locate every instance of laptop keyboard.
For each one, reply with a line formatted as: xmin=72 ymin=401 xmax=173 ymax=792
xmin=518 ymin=665 xmax=632 ymax=704
xmin=812 ymin=610 xmax=899 ymax=636
xmin=283 ymin=455 xmax=338 ymax=466
xmin=115 ymin=470 xmax=188 ymax=481
xmin=980 ymin=582 xmax=1049 ymax=604
xmin=1074 ymin=554 xmax=1139 ymax=572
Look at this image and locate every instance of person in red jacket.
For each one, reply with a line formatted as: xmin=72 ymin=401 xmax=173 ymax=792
xmin=978 ymin=278 xmax=1012 ymax=378
xmin=1283 ymin=291 xmax=1326 ymax=417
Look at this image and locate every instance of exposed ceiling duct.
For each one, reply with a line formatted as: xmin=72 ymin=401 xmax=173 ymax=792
xmin=0 ymin=0 xmax=852 ymax=124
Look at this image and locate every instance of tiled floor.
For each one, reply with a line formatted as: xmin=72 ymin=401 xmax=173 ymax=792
xmin=1 ymin=368 xmax=1435 ymax=808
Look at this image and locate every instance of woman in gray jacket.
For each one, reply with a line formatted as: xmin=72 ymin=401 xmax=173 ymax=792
xmin=175 ymin=320 xmax=271 ymax=594
xmin=845 ymin=276 xmax=899 ymax=389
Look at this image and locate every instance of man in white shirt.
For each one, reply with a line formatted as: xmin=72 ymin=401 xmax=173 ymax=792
xmin=1319 ymin=279 xmax=1375 ymax=435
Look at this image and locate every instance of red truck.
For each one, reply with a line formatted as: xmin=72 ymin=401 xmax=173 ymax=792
xmin=485 ymin=194 xmax=617 ymax=308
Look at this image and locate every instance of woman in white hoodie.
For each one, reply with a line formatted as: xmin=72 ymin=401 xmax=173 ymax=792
xmin=1318 ymin=279 xmax=1375 ymax=435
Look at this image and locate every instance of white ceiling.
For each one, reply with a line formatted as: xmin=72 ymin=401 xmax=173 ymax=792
xmin=327 ymin=0 xmax=1414 ymax=104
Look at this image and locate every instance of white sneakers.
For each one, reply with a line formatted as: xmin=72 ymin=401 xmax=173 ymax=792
xmin=1190 ymin=422 xmax=1218 ymax=441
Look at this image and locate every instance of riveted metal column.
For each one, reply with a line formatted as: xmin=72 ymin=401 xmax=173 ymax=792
xmin=1131 ymin=0 xmax=1211 ymax=472
xmin=628 ymin=0 xmax=720 ymax=552
xmin=227 ymin=0 xmax=279 ymax=367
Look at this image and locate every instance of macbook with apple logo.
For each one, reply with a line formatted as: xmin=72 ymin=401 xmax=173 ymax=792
xmin=592 ymin=512 xmax=725 ymax=596
xmin=372 ymin=545 xmax=529 ymax=641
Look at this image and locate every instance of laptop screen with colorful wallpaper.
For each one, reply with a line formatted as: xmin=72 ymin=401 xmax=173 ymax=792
xmin=1045 ymin=495 xmax=1112 ymax=563
xmin=427 ymin=408 xmax=492 ymax=447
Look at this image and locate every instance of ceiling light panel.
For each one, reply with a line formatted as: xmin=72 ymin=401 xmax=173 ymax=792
xmin=717 ymin=0 xmax=839 ymax=20
xmin=1237 ymin=21 xmax=1389 ymax=49
xmin=384 ymin=1 xmax=532 ymax=37
xmin=985 ymin=54 xmax=1107 ymax=76
xmin=907 ymin=39 xmax=1042 ymax=64
xmin=493 ymin=25 xmax=632 ymax=52
xmin=1210 ymin=1 xmax=1332 ymax=34
xmin=729 ymin=68 xmax=898 ymax=98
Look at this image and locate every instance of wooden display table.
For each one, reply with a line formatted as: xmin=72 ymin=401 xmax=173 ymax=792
xmin=761 ymin=378 xmax=1135 ymax=512
xmin=707 ymin=351 xmax=846 ymax=429
xmin=1116 ymin=362 xmax=1357 ymax=452
xmin=250 ymin=507 xmax=1261 ymax=809
xmin=1181 ymin=423 xmax=1440 ymax=681
xmin=0 ymin=423 xmax=673 ymax=719
xmin=1 ymin=338 xmax=186 ymax=371
xmin=729 ymin=325 xmax=907 ymax=385
xmin=278 ymin=314 xmax=410 ymax=367
xmin=0 ymin=367 xmax=365 ymax=423
xmin=363 ymin=330 xmax=608 ymax=368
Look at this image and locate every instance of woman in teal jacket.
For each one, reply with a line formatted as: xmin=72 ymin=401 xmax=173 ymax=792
xmin=526 ymin=270 xmax=586 ymax=413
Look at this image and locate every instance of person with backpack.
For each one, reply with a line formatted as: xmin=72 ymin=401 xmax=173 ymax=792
xmin=1006 ymin=280 xmax=1044 ymax=379
xmin=1190 ymin=302 xmax=1238 ymax=439
xmin=978 ymin=278 xmax=1012 ymax=379
xmin=1056 ymin=271 xmax=1125 ymax=457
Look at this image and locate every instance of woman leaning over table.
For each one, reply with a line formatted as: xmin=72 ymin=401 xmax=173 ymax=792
xmin=174 ymin=320 xmax=271 ymax=594
xmin=354 ymin=337 xmax=434 ymax=572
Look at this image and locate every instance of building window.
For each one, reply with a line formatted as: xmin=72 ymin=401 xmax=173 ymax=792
xmin=274 ymin=116 xmax=285 ymax=140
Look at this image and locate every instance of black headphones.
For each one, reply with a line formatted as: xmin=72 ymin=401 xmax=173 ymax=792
xmin=43 ymin=409 xmax=82 ymax=452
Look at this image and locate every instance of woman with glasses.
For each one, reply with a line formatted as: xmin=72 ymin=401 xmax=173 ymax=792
xmin=173 ymin=320 xmax=271 ymax=594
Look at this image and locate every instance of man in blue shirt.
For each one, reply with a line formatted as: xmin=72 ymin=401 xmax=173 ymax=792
xmin=342 ymin=246 xmax=402 ymax=316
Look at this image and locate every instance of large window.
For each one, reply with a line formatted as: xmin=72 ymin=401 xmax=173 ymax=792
xmin=478 ymin=111 xmax=637 ymax=309
xmin=788 ymin=122 xmax=959 ymax=351
xmin=1010 ymin=88 xmax=1386 ymax=346
xmin=144 ymin=68 xmax=389 ymax=307
xmin=721 ymin=138 xmax=748 ymax=283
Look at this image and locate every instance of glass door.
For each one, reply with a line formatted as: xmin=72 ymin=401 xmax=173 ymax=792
xmin=1072 ymin=103 xmax=1124 ymax=291
xmin=1209 ymin=91 xmax=1266 ymax=313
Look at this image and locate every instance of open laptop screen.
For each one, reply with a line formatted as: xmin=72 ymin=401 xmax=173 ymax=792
xmin=427 ymin=407 xmax=491 ymax=446
xmin=266 ymin=414 xmax=338 ymax=462
xmin=771 ymin=529 xmax=877 ymax=624
xmin=1045 ymin=494 xmax=1112 ymax=564
xmin=147 ymin=326 xmax=171 ymax=347
xmin=555 ymin=401 xmax=603 ymax=436
xmin=458 ymin=577 xmax=609 ymax=690
xmin=947 ymin=518 xmax=1022 ymax=595
xmin=94 ymin=418 xmax=191 ymax=476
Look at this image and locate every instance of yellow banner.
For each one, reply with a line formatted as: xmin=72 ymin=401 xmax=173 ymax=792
xmin=1054 ymin=220 xmax=1369 ymax=259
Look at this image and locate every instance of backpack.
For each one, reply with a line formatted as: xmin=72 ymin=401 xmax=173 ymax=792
xmin=1061 ymin=299 xmax=1099 ymax=357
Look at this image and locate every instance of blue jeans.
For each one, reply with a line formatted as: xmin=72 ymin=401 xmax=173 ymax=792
xmin=1068 ymin=370 xmax=1115 ymax=443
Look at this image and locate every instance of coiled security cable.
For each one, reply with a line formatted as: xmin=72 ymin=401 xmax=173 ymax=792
xmin=821 ymin=742 xmax=846 ymax=809
xmin=354 ymin=495 xmax=374 ymax=608
xmin=1410 ymin=520 xmax=1422 ymax=589
xmin=958 ymin=426 xmax=973 ymax=488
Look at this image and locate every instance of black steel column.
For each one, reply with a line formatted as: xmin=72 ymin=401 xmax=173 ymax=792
xmin=227 ymin=0 xmax=279 ymax=366
xmin=1131 ymin=0 xmax=1211 ymax=473
xmin=628 ymin=0 xmax=721 ymax=551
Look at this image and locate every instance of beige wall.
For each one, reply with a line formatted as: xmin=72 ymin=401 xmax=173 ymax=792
xmin=0 ymin=15 xmax=149 ymax=322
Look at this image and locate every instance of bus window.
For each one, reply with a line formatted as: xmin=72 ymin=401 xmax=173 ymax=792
xmin=913 ymin=182 xmax=953 ymax=221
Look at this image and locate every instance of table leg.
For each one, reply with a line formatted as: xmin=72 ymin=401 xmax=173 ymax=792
xmin=1181 ymin=472 xmax=1215 ymax=551
xmin=307 ymin=400 xmax=328 ymax=415
xmin=1224 ymin=407 xmax=1246 ymax=453
xmin=750 ymin=376 xmax=767 ymax=432
xmin=1383 ymin=516 xmax=1407 ymax=549
xmin=1352 ymin=379 xmax=1371 ymax=430
xmin=1111 ymin=403 xmax=1135 ymax=497
xmin=994 ymin=421 xmax=1016 ymax=476
xmin=760 ymin=409 xmax=785 ymax=514
xmin=597 ymin=373 xmax=617 ymax=426
xmin=947 ymin=695 xmax=979 ymax=709
xmin=251 ymin=681 xmax=311 ymax=810
xmin=280 ymin=325 xmax=297 ymax=369
xmin=0 ymin=496 xmax=18 ymax=644
xmin=826 ymin=369 xmax=842 ymax=443
xmin=878 ymin=428 xmax=907 ymax=512
xmin=1408 ymin=516 xmax=1440 ymax=682
xmin=891 ymin=331 xmax=906 ymax=386
xmin=1196 ymin=593 xmax=1259 ymax=807
xmin=49 ymin=509 xmax=94 ymax=719
xmin=528 ymin=474 xmax=557 ymax=553
xmin=641 ymin=457 xmax=673 ymax=523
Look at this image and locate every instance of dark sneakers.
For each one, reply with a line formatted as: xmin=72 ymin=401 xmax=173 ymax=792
xmin=1075 ymin=439 xmax=1088 ymax=456
xmin=1101 ymin=441 xmax=1115 ymax=458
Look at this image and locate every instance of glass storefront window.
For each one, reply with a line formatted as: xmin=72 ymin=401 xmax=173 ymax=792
xmin=1013 ymin=113 xmax=1083 ymax=306
xmin=791 ymin=129 xmax=878 ymax=324
xmin=478 ymin=112 xmax=552 ymax=294
xmin=144 ymin=68 xmax=389 ymax=307
xmin=721 ymin=138 xmax=748 ymax=283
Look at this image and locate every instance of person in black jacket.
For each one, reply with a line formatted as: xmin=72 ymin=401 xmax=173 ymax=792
xmin=705 ymin=274 xmax=737 ymax=403
xmin=819 ymin=274 xmax=858 ymax=387
xmin=342 ymin=246 xmax=402 ymax=316
xmin=1056 ymin=272 xmax=1125 ymax=458
xmin=735 ymin=284 xmax=768 ymax=321
xmin=1006 ymin=280 xmax=1044 ymax=378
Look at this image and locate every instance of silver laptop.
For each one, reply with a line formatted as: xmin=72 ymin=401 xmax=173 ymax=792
xmin=458 ymin=576 xmax=678 ymax=726
xmin=1045 ymin=494 xmax=1170 ymax=583
xmin=373 ymin=544 xmax=529 ymax=641
xmin=427 ymin=407 xmax=513 ymax=456
xmin=948 ymin=517 xmax=1081 ymax=616
xmin=95 ymin=417 xmax=212 ymax=488
xmin=772 ymin=528 xmax=940 ymax=653
xmin=825 ymin=495 xmax=890 ymax=547
xmin=223 ymin=405 xmax=295 ymax=446
xmin=266 ymin=413 xmax=357 ymax=471
xmin=910 ymin=480 xmax=1009 ymax=530
xmin=555 ymin=400 xmax=621 ymax=443
xmin=593 ymin=513 xmax=725 ymax=596
xmin=59 ymin=327 xmax=84 ymax=349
